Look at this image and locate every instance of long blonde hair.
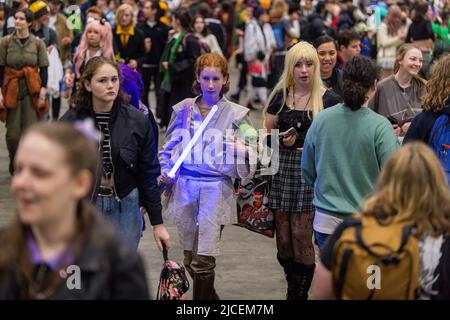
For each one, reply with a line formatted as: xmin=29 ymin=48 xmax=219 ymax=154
xmin=266 ymin=41 xmax=324 ymax=118
xmin=362 ymin=142 xmax=450 ymax=238
xmin=393 ymin=44 xmax=426 ymax=100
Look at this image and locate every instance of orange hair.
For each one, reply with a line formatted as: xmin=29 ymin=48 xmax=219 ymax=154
xmin=192 ymin=53 xmax=230 ymax=94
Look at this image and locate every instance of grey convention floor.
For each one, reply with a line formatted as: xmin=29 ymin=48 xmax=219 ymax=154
xmin=0 ymin=59 xmax=314 ymax=300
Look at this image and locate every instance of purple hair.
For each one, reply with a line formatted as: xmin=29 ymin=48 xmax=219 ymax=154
xmin=119 ymin=64 xmax=145 ymax=111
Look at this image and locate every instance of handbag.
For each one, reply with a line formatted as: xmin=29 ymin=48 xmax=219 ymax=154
xmin=156 ymin=243 xmax=190 ymax=300
xmin=234 ymin=166 xmax=275 ymax=238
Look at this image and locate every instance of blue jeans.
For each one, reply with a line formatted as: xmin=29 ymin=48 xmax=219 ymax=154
xmin=314 ymin=231 xmax=330 ymax=253
xmin=95 ymin=188 xmax=143 ymax=250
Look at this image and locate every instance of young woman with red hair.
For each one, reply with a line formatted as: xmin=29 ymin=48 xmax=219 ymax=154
xmin=159 ymin=53 xmax=255 ymax=300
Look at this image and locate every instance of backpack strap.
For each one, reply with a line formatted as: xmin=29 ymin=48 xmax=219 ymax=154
xmin=182 ymin=32 xmax=192 ymax=48
xmin=334 ymin=218 xmax=362 ymax=300
xmin=2 ymin=35 xmax=10 ymax=65
xmin=355 ymin=221 xmax=414 ymax=259
xmin=5 ymin=35 xmax=10 ymax=50
xmin=4 ymin=35 xmax=41 ymax=61
xmin=35 ymin=37 xmax=41 ymax=52
xmin=6 ymin=34 xmax=40 ymax=50
xmin=399 ymin=225 xmax=413 ymax=253
xmin=335 ymin=248 xmax=353 ymax=300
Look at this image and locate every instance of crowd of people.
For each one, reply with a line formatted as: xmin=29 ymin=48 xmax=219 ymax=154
xmin=0 ymin=0 xmax=449 ymax=300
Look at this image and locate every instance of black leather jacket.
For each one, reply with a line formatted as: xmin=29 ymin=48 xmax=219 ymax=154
xmin=61 ymin=102 xmax=163 ymax=225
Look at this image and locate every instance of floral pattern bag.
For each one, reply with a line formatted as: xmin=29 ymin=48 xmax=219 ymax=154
xmin=157 ymin=243 xmax=190 ymax=300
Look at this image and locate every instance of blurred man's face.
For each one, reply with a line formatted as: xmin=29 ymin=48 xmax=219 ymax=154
xmin=48 ymin=2 xmax=60 ymax=15
xmin=97 ymin=0 xmax=107 ymax=8
xmin=143 ymin=2 xmax=156 ymax=20
xmin=38 ymin=14 xmax=50 ymax=26
xmin=87 ymin=12 xmax=101 ymax=23
xmin=305 ymin=0 xmax=313 ymax=10
xmin=341 ymin=40 xmax=361 ymax=61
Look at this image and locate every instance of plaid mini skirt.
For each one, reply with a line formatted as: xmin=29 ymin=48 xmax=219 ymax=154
xmin=268 ymin=147 xmax=314 ymax=213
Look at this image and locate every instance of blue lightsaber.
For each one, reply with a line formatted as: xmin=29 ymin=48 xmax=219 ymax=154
xmin=167 ymin=104 xmax=219 ymax=178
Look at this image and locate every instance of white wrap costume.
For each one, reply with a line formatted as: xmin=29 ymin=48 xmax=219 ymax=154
xmin=159 ymin=96 xmax=256 ymax=256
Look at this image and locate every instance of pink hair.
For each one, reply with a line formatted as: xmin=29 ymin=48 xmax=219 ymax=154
xmin=73 ymin=20 xmax=115 ymax=78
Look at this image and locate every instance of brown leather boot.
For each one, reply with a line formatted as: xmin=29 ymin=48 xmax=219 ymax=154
xmin=191 ymin=254 xmax=220 ymax=300
xmin=183 ymin=250 xmax=194 ymax=278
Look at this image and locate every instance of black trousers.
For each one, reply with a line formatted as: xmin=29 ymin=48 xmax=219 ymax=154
xmin=236 ymin=53 xmax=248 ymax=91
xmin=141 ymin=66 xmax=161 ymax=117
xmin=51 ymin=96 xmax=61 ymax=120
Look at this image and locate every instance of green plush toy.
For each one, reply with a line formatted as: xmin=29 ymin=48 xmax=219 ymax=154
xmin=237 ymin=123 xmax=258 ymax=144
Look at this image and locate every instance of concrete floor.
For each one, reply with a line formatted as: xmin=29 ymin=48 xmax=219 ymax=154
xmin=0 ymin=58 xmax=315 ymax=300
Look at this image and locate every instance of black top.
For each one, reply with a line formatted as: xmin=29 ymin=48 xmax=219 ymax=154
xmin=322 ymin=68 xmax=343 ymax=97
xmin=406 ymin=20 xmax=435 ymax=43
xmin=403 ymin=102 xmax=450 ymax=144
xmin=113 ymin=27 xmax=146 ymax=64
xmin=31 ymin=26 xmax=58 ymax=48
xmin=267 ymin=90 xmax=342 ymax=148
xmin=136 ymin=21 xmax=169 ymax=66
xmin=205 ymin=18 xmax=227 ymax=54
xmin=61 ymin=102 xmax=163 ymax=226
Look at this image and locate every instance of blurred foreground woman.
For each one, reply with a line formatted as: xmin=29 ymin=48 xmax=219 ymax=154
xmin=313 ymin=143 xmax=450 ymax=300
xmin=0 ymin=123 xmax=149 ymax=299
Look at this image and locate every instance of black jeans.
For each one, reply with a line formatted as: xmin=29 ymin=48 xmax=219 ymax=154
xmin=51 ymin=96 xmax=61 ymax=120
xmin=141 ymin=66 xmax=160 ymax=115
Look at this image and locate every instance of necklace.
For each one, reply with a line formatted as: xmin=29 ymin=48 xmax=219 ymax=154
xmin=292 ymin=87 xmax=311 ymax=110
xmin=394 ymin=73 xmax=411 ymax=89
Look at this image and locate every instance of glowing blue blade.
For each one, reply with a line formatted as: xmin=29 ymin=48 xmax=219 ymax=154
xmin=168 ymin=104 xmax=218 ymax=178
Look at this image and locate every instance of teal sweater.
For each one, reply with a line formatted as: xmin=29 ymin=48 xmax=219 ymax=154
xmin=301 ymin=104 xmax=399 ymax=219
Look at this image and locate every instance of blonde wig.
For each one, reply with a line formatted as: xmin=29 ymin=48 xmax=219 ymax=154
xmin=266 ymin=41 xmax=324 ymax=118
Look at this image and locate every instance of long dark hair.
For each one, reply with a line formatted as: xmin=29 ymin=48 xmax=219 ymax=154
xmin=70 ymin=56 xmax=124 ymax=112
xmin=412 ymin=2 xmax=429 ymax=23
xmin=174 ymin=8 xmax=193 ymax=33
xmin=313 ymin=34 xmax=338 ymax=51
xmin=14 ymin=8 xmax=34 ymax=29
xmin=193 ymin=15 xmax=210 ymax=37
xmin=149 ymin=0 xmax=164 ymax=21
xmin=0 ymin=123 xmax=113 ymax=299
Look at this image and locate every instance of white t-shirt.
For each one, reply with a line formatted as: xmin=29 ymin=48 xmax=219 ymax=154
xmin=48 ymin=15 xmax=57 ymax=31
xmin=313 ymin=210 xmax=343 ymax=235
